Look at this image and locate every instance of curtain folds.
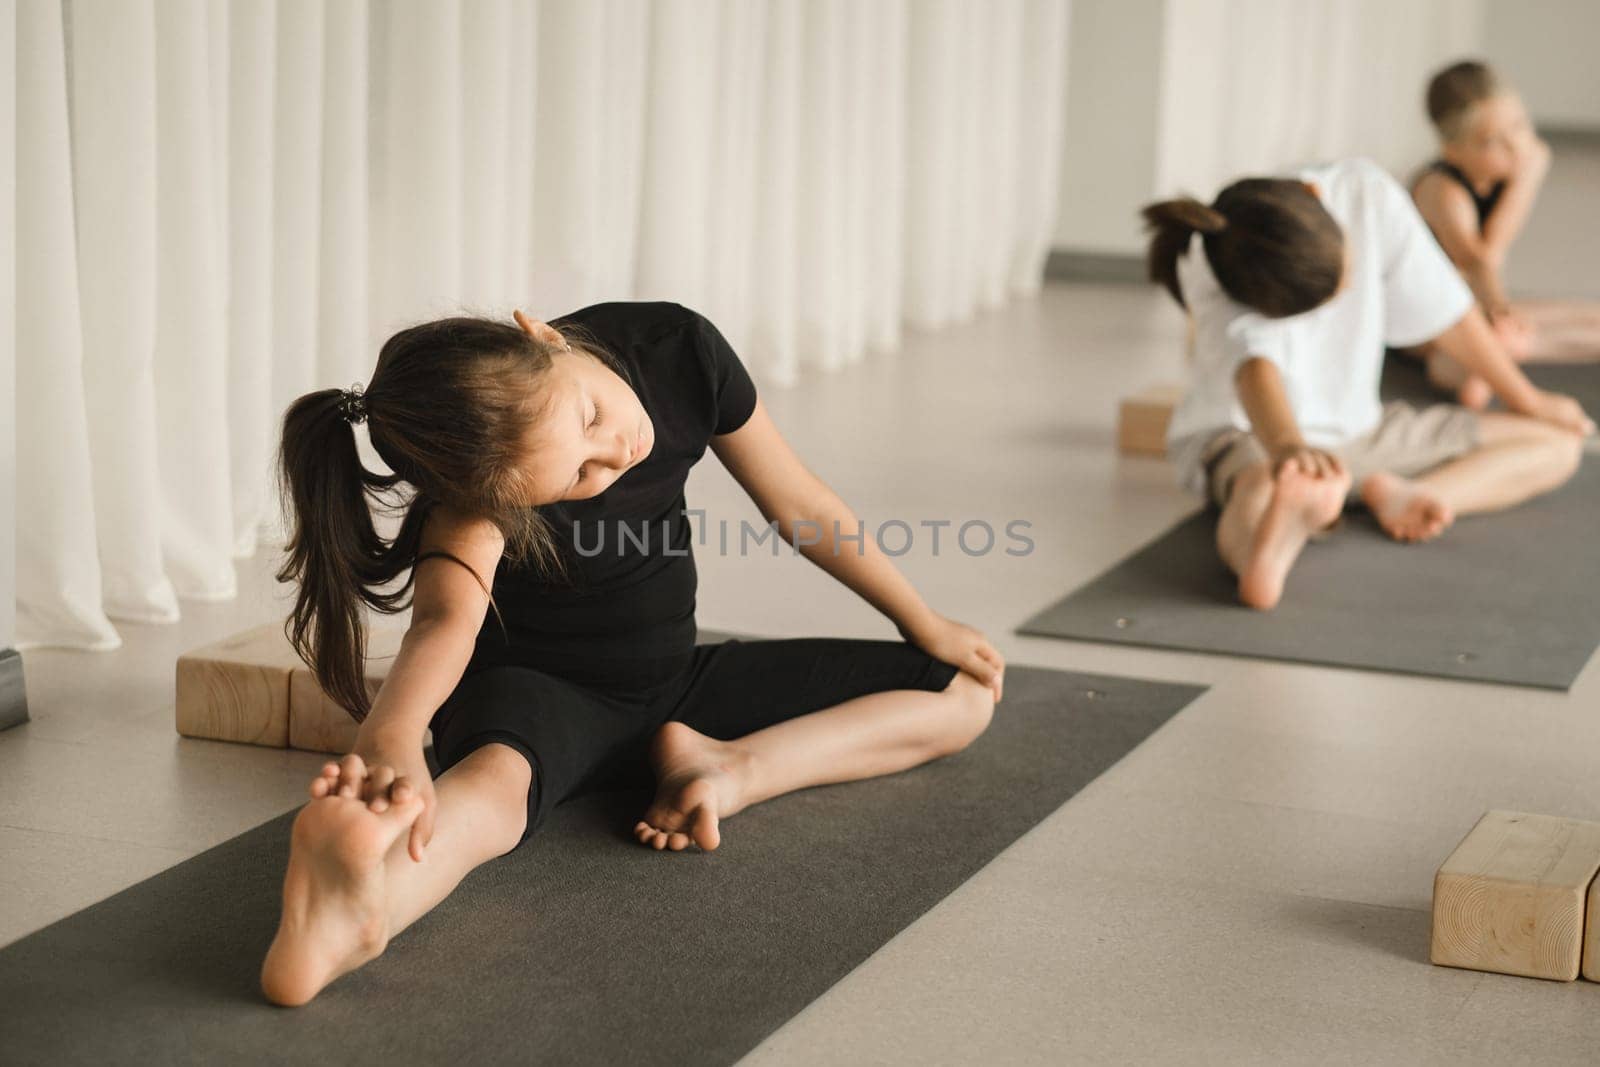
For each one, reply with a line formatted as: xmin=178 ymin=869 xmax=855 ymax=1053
xmin=12 ymin=0 xmax=1071 ymax=651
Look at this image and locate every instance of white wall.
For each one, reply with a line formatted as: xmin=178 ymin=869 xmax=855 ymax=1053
xmin=1052 ymin=0 xmax=1164 ymax=254
xmin=1484 ymin=0 xmax=1600 ymax=129
xmin=1054 ymin=0 xmax=1486 ymax=256
xmin=3 ymin=0 xmax=15 ymax=653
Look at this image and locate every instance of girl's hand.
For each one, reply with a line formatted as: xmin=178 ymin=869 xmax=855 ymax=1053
xmin=1523 ymin=389 xmax=1597 ymax=438
xmin=899 ymin=612 xmax=1005 ymax=703
xmin=311 ymin=735 xmax=437 ymax=862
xmin=1514 ymin=133 xmax=1552 ymax=180
xmin=1268 ymin=443 xmax=1345 ymax=480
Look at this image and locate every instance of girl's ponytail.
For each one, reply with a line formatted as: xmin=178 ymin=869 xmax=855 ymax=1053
xmin=273 ymin=314 xmax=593 ymax=725
xmin=1140 ymin=179 xmax=1343 ymax=319
xmin=1140 ymin=197 xmax=1228 ymax=309
xmin=275 ymin=389 xmax=389 ymax=723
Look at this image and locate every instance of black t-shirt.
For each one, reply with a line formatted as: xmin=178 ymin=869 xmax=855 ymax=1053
xmin=466 ymin=301 xmax=758 ymax=691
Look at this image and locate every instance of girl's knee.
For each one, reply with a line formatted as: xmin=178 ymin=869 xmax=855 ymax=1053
xmin=1225 ymin=462 xmax=1274 ymax=506
xmin=1546 ymin=430 xmax=1583 ymax=485
xmin=938 ymin=669 xmax=995 ymax=755
xmin=458 ymin=742 xmax=534 ymax=851
xmin=1502 ymin=419 xmax=1582 ymax=490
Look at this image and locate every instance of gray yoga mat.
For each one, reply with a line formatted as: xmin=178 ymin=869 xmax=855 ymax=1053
xmin=1018 ymin=361 xmax=1600 ymax=689
xmin=1382 ymin=349 xmax=1600 ymax=413
xmin=0 ymin=634 xmax=1203 ymax=1066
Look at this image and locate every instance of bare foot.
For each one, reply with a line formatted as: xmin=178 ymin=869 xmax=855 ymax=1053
xmin=260 ymin=784 xmax=422 ymax=1007
xmin=633 ymin=722 xmax=755 ymax=853
xmin=1237 ymin=466 xmax=1349 ymax=610
xmin=1360 ymin=471 xmax=1455 ymax=543
xmin=1425 ymin=352 xmax=1490 ymax=409
xmin=1457 ymin=374 xmax=1492 ymax=411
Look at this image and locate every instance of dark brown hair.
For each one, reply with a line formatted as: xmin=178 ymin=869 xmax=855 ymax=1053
xmin=1426 ymin=59 xmax=1502 ymax=141
xmin=1141 ymin=178 xmax=1344 ymax=318
xmin=274 ymin=316 xmax=624 ymax=723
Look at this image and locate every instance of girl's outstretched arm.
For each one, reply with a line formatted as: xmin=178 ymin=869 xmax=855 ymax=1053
xmin=1430 ymin=306 xmax=1594 ymax=437
xmin=710 ymin=399 xmax=1004 ymax=701
xmin=1234 ymin=358 xmax=1345 ymax=480
xmin=323 ymin=507 xmax=506 ymax=861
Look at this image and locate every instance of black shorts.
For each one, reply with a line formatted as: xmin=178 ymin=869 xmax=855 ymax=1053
xmin=428 ymin=636 xmax=962 ymax=847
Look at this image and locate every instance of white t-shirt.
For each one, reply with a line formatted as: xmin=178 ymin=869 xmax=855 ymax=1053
xmin=1165 ymin=156 xmax=1474 ymax=495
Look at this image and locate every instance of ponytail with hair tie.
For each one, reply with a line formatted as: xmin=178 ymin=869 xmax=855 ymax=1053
xmin=276 ymin=315 xmax=586 ymax=723
xmin=1139 ymin=178 xmax=1343 ymax=319
xmin=1140 ymin=196 xmax=1227 ymax=307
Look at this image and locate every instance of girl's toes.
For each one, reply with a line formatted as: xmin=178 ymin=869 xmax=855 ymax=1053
xmin=651 ymin=833 xmax=667 ymax=850
xmin=667 ymin=832 xmax=690 ymax=851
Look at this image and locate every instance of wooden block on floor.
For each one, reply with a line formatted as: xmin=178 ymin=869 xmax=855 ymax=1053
xmin=1587 ymin=871 xmax=1600 ymax=981
xmin=175 ymin=623 xmax=304 ymax=748
xmin=1431 ymin=810 xmax=1600 ymax=981
xmin=177 ymin=621 xmax=409 ymax=753
xmin=1117 ymin=384 xmax=1184 ymax=457
xmin=288 ymin=626 xmax=406 ymax=754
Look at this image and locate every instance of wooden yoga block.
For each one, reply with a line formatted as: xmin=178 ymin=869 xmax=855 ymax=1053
xmin=1431 ymin=810 xmax=1600 ymax=981
xmin=1116 ymin=384 xmax=1183 ymax=457
xmin=176 ymin=621 xmax=406 ymax=754
xmin=1587 ymin=872 xmax=1600 ymax=981
xmin=292 ymin=625 xmax=405 ymax=754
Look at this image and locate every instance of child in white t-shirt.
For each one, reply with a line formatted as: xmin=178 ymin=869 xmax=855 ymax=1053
xmin=1145 ymin=156 xmax=1592 ymax=610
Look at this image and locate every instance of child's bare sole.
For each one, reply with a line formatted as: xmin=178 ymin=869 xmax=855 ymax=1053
xmin=260 ymin=790 xmax=422 ymax=1007
xmin=634 ymin=722 xmax=754 ymax=853
xmin=1360 ymin=471 xmax=1455 ymax=543
xmin=1238 ymin=466 xmax=1348 ymax=611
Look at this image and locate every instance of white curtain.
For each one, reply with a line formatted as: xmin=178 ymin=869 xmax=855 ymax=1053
xmin=11 ymin=0 xmax=1071 ymax=652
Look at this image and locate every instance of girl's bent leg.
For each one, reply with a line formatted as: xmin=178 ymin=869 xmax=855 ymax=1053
xmin=634 ymin=669 xmax=995 ymax=852
xmin=381 ymin=742 xmax=532 ymax=932
xmin=1216 ymin=461 xmax=1348 ymax=611
xmin=1406 ymin=412 xmax=1582 ymax=515
xmin=261 ymin=742 xmax=532 ymax=1007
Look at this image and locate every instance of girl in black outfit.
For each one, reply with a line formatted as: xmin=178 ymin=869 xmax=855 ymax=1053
xmin=261 ymin=301 xmax=1004 ymax=1006
xmin=1411 ymin=59 xmax=1600 ymax=404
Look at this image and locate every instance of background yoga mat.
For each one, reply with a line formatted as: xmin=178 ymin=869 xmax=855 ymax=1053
xmin=1381 ymin=350 xmax=1600 ymax=413
xmin=1018 ymin=363 xmax=1600 ymax=689
xmin=0 ymin=633 xmax=1202 ymax=1066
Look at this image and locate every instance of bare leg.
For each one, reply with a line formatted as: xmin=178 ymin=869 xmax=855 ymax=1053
xmin=1358 ymin=412 xmax=1582 ymax=541
xmin=1214 ymin=462 xmax=1349 ymax=611
xmin=261 ymin=743 xmax=532 ymax=1007
xmin=1421 ymin=344 xmax=1494 ymax=410
xmin=1513 ymin=300 xmax=1600 ymax=362
xmin=633 ymin=669 xmax=996 ymax=852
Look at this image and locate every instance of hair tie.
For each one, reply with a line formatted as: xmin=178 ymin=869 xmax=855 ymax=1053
xmin=337 ymin=382 xmax=369 ymax=425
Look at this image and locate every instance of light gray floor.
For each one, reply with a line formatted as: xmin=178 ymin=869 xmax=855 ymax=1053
xmin=6 ymin=143 xmax=1599 ymax=1063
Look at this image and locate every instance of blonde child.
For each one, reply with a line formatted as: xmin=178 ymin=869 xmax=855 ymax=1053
xmin=1412 ymin=59 xmax=1600 ymax=405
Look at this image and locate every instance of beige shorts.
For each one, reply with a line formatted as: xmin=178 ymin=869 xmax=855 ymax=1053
xmin=1200 ymin=400 xmax=1481 ymax=508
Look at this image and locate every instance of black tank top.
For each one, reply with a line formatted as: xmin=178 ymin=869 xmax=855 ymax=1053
xmin=1417 ymin=159 xmax=1505 ymax=232
xmin=463 ymin=301 xmax=758 ymax=691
